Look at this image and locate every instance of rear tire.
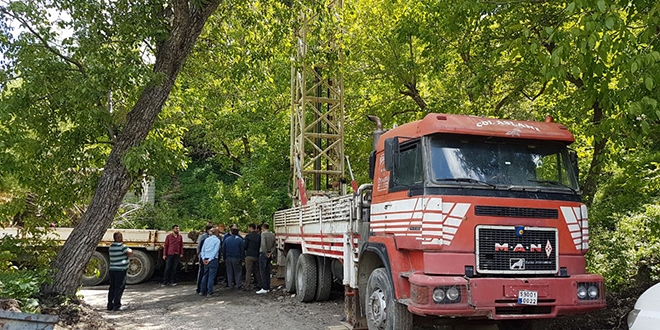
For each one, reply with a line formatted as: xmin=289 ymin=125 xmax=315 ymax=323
xmin=285 ymin=249 xmax=301 ymax=293
xmin=296 ymin=253 xmax=317 ymax=302
xmin=126 ymin=250 xmax=154 ymax=284
xmin=365 ymin=267 xmax=412 ymax=330
xmin=82 ymin=251 xmax=110 ymax=286
xmin=315 ymin=256 xmax=332 ymax=301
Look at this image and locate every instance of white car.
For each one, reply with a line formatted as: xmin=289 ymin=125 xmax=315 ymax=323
xmin=628 ymin=282 xmax=660 ymax=330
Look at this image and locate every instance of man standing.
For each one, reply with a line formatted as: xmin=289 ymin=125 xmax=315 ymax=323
xmin=256 ymin=223 xmax=276 ymax=294
xmin=108 ymin=232 xmax=133 ymax=311
xmin=222 ymin=225 xmax=244 ymax=289
xmin=200 ymin=227 xmax=221 ymax=297
xmin=196 ymin=224 xmax=213 ymax=294
xmin=243 ymin=223 xmax=261 ymax=290
xmin=162 ymin=224 xmax=183 ymax=286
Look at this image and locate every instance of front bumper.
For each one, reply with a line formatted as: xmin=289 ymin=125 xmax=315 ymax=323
xmin=407 ymin=272 xmax=606 ymax=320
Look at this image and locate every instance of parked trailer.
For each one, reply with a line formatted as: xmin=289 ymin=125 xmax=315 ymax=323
xmin=0 ymin=227 xmax=198 ymax=286
xmin=275 ymin=113 xmax=606 ymax=330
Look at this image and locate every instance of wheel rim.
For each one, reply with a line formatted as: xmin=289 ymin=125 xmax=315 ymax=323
xmin=127 ymin=257 xmax=142 ymax=277
xmin=368 ymin=288 xmax=387 ymax=329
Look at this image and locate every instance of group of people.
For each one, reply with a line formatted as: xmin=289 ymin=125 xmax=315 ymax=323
xmin=195 ymin=222 xmax=276 ymax=297
xmin=105 ymin=222 xmax=277 ymax=312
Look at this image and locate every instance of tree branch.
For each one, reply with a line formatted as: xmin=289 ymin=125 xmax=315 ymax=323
xmin=0 ymin=7 xmax=86 ymax=74
xmin=521 ymin=81 xmax=548 ymax=101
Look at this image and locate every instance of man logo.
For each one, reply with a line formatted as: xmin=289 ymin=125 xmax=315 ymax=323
xmin=510 ymin=258 xmax=525 ymax=270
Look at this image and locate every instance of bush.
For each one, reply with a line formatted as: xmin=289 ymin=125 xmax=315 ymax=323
xmin=0 ymin=230 xmax=56 ymax=313
xmin=0 ymin=269 xmax=49 ymax=313
xmin=587 ymin=204 xmax=660 ymax=291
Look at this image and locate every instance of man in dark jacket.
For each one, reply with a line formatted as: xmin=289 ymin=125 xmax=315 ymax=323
xmin=243 ymin=223 xmax=262 ymax=290
xmin=221 ymin=226 xmax=244 ymax=289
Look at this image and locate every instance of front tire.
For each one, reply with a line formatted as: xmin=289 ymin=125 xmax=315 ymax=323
xmin=285 ymin=249 xmax=301 ymax=293
xmin=126 ymin=250 xmax=154 ymax=284
xmin=82 ymin=250 xmax=110 ymax=286
xmin=365 ymin=267 xmax=412 ymax=330
xmin=296 ymin=253 xmax=317 ymax=302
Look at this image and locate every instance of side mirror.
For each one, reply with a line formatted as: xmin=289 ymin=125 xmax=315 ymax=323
xmin=384 ymin=137 xmax=400 ymax=171
xmin=569 ymin=150 xmax=579 ymax=181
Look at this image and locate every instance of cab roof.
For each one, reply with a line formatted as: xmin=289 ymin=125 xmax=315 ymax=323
xmin=377 ymin=113 xmax=575 ymax=150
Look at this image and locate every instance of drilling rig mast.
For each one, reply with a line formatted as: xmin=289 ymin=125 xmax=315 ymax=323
xmin=290 ymin=0 xmax=345 ymax=206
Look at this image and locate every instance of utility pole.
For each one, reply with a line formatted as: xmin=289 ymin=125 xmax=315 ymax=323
xmin=291 ymin=0 xmax=345 ymax=206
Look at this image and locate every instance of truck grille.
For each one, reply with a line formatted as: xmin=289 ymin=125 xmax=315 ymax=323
xmin=475 ymin=206 xmax=558 ymax=219
xmin=476 ymin=226 xmax=558 ymax=275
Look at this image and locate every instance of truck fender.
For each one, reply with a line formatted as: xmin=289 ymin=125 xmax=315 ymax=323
xmin=357 ymin=242 xmax=395 ymax=302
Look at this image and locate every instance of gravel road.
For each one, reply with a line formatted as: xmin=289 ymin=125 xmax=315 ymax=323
xmin=77 ymin=277 xmax=346 ymax=330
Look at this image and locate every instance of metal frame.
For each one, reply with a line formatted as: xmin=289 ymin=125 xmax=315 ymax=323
xmin=291 ymin=0 xmax=346 ymax=205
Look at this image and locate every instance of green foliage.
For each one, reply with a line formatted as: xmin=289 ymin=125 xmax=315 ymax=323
xmin=591 ymin=151 xmax=660 ymax=230
xmin=0 ymin=230 xmax=56 ymax=313
xmin=0 ymin=270 xmax=46 ymax=313
xmin=588 ymin=204 xmax=660 ymax=291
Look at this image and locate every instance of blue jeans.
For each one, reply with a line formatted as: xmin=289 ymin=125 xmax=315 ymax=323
xmin=201 ymin=259 xmax=218 ymax=294
xmin=259 ymin=253 xmax=271 ymax=290
xmin=226 ymin=258 xmax=242 ymax=288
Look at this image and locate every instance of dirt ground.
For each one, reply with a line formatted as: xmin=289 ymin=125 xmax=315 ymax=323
xmin=46 ymin=273 xmax=640 ymax=330
xmin=61 ymin=277 xmax=346 ymax=330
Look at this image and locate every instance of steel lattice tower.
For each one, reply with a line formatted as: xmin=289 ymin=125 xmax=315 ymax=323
xmin=291 ymin=0 xmax=345 ymax=205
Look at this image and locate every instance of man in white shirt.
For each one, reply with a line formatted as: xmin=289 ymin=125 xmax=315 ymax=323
xmin=200 ymin=227 xmax=221 ymax=297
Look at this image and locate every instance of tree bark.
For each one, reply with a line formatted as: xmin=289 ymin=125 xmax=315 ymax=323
xmin=41 ymin=0 xmax=221 ymax=296
xmin=580 ymin=100 xmax=607 ymax=207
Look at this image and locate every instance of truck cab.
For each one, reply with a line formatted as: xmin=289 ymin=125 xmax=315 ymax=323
xmin=359 ymin=113 xmax=605 ymax=328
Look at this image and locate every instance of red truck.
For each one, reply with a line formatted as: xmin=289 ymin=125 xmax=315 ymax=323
xmin=274 ymin=113 xmax=605 ymax=330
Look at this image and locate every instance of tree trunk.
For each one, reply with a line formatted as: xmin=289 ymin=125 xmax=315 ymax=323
xmin=41 ymin=0 xmax=221 ymax=296
xmin=580 ymin=100 xmax=607 ymax=207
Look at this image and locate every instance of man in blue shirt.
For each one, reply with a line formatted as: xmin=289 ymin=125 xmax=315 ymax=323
xmin=200 ymin=227 xmax=221 ymax=297
xmin=108 ymin=232 xmax=133 ymax=311
xmin=222 ymin=226 xmax=244 ymax=289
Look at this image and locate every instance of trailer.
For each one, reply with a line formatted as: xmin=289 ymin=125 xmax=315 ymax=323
xmin=0 ymin=227 xmax=198 ymax=286
xmin=275 ymin=113 xmax=606 ymax=330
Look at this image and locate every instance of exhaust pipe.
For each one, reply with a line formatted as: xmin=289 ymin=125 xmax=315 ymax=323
xmin=367 ymin=115 xmax=384 ymax=150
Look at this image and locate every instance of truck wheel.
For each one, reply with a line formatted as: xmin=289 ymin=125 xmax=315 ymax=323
xmin=285 ymin=249 xmax=301 ymax=293
xmin=82 ymin=251 xmax=110 ymax=286
xmin=126 ymin=250 xmax=155 ymax=285
xmin=296 ymin=253 xmax=317 ymax=302
xmin=315 ymin=256 xmax=332 ymax=301
xmin=366 ymin=267 xmax=412 ymax=330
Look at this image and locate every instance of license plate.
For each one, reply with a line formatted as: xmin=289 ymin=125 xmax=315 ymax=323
xmin=517 ymin=290 xmax=538 ymax=305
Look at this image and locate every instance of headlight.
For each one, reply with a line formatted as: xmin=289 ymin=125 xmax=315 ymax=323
xmin=588 ymin=285 xmax=599 ymax=298
xmin=432 ymin=288 xmax=446 ymax=303
xmin=628 ymin=309 xmax=640 ymax=329
xmin=446 ymin=287 xmax=460 ymax=301
xmin=577 ymin=285 xmax=587 ymax=299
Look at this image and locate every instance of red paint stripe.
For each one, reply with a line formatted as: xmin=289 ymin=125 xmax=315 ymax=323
xmin=307 ymin=248 xmax=343 ymax=256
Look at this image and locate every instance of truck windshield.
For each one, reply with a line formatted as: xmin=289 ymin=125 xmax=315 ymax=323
xmin=429 ymin=135 xmax=579 ymax=192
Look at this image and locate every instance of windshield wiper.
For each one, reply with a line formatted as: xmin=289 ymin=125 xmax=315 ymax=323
xmin=436 ymin=178 xmax=496 ymax=188
xmin=527 ymin=180 xmax=578 ymax=193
